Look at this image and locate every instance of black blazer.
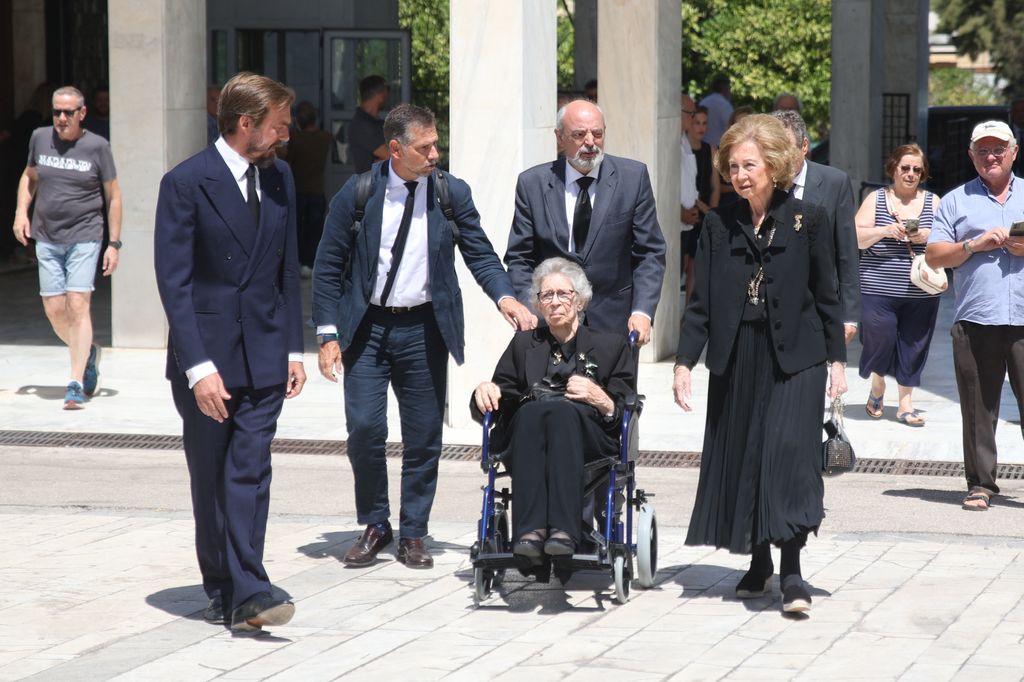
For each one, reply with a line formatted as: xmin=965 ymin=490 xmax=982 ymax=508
xmin=471 ymin=326 xmax=637 ymax=445
xmin=676 ymin=191 xmax=846 ymax=376
xmin=803 ymin=161 xmax=860 ymax=324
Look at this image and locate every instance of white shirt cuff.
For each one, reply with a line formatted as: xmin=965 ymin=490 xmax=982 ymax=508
xmin=185 ymin=361 xmax=217 ymax=389
xmin=316 ymin=325 xmax=338 ymax=334
xmin=631 ymin=311 xmax=652 ymax=321
xmin=288 ymin=353 xmax=304 ymax=363
xmin=844 ymin=321 xmax=858 ymax=328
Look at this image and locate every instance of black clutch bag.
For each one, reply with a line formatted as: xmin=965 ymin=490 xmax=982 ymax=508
xmin=822 ymin=397 xmax=855 ymax=476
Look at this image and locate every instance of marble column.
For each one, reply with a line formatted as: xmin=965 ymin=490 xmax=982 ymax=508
xmin=831 ymin=0 xmax=884 ymax=191
xmin=447 ymin=0 xmax=557 ymax=426
xmin=596 ymin=0 xmax=681 ymax=362
xmin=108 ymin=0 xmax=206 ymax=347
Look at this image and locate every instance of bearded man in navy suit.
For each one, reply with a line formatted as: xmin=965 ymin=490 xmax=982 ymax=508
xmin=504 ymin=99 xmax=667 ymax=344
xmin=155 ymin=73 xmax=306 ymax=632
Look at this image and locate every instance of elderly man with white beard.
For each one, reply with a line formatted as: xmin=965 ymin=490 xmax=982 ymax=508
xmin=504 ymin=99 xmax=667 ymax=344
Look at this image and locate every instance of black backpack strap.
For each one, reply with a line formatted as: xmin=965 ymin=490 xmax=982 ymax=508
xmin=432 ymin=169 xmax=461 ymax=248
xmin=344 ymin=170 xmax=375 ymax=279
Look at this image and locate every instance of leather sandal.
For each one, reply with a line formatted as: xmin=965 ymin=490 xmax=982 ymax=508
xmin=865 ymin=394 xmax=884 ymax=418
xmin=897 ymin=410 xmax=925 ymax=427
xmin=962 ymin=489 xmax=991 ymax=511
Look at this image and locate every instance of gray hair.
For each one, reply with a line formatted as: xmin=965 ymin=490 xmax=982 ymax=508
xmin=52 ymin=86 xmax=85 ymax=107
xmin=770 ymin=109 xmax=809 ymax=147
xmin=556 ymin=99 xmax=605 ymax=132
xmin=528 ymin=257 xmax=593 ymax=311
xmin=383 ymin=103 xmax=436 ymax=145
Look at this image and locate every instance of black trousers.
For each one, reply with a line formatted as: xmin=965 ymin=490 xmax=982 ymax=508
xmin=507 ymin=399 xmax=616 ymax=543
xmin=951 ymin=321 xmax=1024 ymax=494
xmin=171 ymin=380 xmax=285 ymax=610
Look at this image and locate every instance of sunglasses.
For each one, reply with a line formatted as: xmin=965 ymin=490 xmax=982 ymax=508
xmin=52 ymin=107 xmax=82 ymax=118
xmin=899 ymin=164 xmax=923 ymax=175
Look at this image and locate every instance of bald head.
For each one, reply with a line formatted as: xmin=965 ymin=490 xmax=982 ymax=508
xmin=556 ymin=99 xmax=606 ymax=173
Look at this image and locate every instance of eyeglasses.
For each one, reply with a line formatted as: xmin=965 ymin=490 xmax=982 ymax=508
xmin=972 ymin=146 xmax=1009 ymax=158
xmin=52 ymin=107 xmax=82 ymax=118
xmin=537 ymin=289 xmax=576 ymax=304
xmin=567 ymin=128 xmax=605 ymax=142
xmin=899 ymin=164 xmax=924 ymax=175
xmin=681 ymin=108 xmax=696 ymax=116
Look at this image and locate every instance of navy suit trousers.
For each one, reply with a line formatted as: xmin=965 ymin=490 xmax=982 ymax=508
xmin=342 ymin=305 xmax=448 ymax=539
xmin=171 ymin=380 xmax=285 ymax=610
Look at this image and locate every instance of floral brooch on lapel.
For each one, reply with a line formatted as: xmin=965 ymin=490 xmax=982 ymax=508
xmin=793 ymin=213 xmax=803 ymax=233
xmin=578 ymin=353 xmax=599 ymax=380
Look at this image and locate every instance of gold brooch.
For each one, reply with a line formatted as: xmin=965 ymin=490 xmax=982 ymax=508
xmin=793 ymin=214 xmax=803 ymax=232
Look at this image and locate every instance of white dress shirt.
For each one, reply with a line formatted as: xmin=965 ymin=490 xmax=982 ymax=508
xmin=564 ymin=160 xmax=600 ymax=253
xmin=185 ymin=140 xmax=303 ymax=388
xmin=680 ymin=139 xmax=699 ymax=230
xmin=371 ymin=167 xmax=431 ymax=307
xmin=791 ymin=160 xmax=808 ymax=200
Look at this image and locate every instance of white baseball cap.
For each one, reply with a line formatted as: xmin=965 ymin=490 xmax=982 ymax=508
xmin=970 ymin=120 xmax=1014 ymax=144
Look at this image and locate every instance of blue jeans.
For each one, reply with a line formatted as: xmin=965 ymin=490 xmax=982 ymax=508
xmin=342 ymin=305 xmax=448 ymax=538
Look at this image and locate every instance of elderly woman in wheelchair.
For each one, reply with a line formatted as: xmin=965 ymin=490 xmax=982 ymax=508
xmin=472 ymin=257 xmax=637 ymax=562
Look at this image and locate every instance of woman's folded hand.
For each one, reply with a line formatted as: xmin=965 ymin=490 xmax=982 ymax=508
xmin=566 ymin=375 xmax=613 ymax=414
xmin=474 ymin=381 xmax=502 ymax=414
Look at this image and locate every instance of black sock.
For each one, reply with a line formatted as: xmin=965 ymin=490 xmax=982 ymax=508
xmin=750 ymin=541 xmax=773 ymax=575
xmin=780 ymin=533 xmax=806 ymax=581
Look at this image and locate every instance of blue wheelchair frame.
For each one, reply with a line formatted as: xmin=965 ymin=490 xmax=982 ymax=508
xmin=470 ymin=331 xmax=655 ymax=604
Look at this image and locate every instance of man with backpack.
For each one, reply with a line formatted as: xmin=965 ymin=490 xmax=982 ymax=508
xmin=312 ymin=104 xmax=535 ymax=569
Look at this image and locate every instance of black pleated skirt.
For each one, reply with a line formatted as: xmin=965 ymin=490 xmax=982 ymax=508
xmin=685 ymin=321 xmax=826 ymax=554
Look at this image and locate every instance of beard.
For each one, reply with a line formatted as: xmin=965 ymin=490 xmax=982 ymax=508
xmin=571 ymin=143 xmax=604 ymax=174
xmin=247 ymin=132 xmax=284 ymax=167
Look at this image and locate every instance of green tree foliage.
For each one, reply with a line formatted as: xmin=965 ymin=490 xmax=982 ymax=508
xmin=682 ymin=0 xmax=832 ymax=136
xmin=398 ymin=0 xmax=450 ymax=151
xmin=929 ymin=67 xmax=1001 ymax=106
xmin=935 ymin=0 xmax=1024 ymax=97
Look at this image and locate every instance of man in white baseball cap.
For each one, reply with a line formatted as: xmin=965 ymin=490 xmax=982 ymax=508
xmin=926 ymin=119 xmax=1024 ymax=512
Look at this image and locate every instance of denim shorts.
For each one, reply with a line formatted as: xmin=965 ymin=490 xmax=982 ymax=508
xmin=36 ymin=240 xmax=102 ymax=297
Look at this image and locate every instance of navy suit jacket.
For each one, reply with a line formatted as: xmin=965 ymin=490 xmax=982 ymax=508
xmin=155 ymin=145 xmax=304 ymax=390
xmin=505 ymin=154 xmax=667 ymax=334
xmin=312 ymin=161 xmax=515 ymax=365
xmin=802 ymin=161 xmax=861 ymax=324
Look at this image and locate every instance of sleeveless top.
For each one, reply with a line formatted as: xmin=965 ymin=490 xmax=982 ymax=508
xmin=859 ymin=187 xmax=937 ymax=298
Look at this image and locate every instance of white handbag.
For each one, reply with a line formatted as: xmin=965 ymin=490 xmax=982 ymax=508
xmin=907 ymin=245 xmax=947 ymax=295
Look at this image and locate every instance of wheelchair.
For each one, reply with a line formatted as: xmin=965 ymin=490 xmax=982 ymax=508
xmin=469 ymin=331 xmax=657 ymax=605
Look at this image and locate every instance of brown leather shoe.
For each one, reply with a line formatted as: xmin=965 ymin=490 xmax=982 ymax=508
xmin=397 ymin=537 xmax=433 ymax=569
xmin=343 ymin=525 xmax=394 ymax=567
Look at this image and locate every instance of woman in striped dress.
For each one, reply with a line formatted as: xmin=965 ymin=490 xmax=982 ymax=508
xmin=855 ymin=143 xmax=942 ymax=426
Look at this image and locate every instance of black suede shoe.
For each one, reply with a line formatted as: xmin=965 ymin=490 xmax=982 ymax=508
xmin=513 ymin=537 xmax=544 ymax=561
xmin=230 ymin=591 xmax=295 ymax=632
xmin=543 ymin=534 xmax=575 ymax=557
xmin=735 ymin=569 xmax=773 ymax=599
xmin=781 ymin=575 xmax=812 ymax=613
xmin=203 ymin=595 xmax=227 ymax=624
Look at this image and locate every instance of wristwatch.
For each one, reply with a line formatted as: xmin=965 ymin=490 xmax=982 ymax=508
xmin=108 ymin=240 xmax=123 ymax=249
xmin=317 ymin=333 xmax=339 ymax=347
xmin=962 ymin=239 xmax=975 ymax=256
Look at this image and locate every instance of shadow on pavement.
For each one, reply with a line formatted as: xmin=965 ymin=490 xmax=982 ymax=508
xmin=883 ymin=487 xmax=1024 ymax=509
xmin=16 ymin=385 xmax=120 ymax=400
xmin=296 ymin=531 xmax=469 ymax=565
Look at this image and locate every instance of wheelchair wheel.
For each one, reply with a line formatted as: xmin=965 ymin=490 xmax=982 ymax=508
xmin=474 ymin=566 xmax=494 ymax=605
xmin=613 ymin=554 xmax=630 ymax=604
xmin=635 ymin=503 xmax=657 ymax=588
xmin=473 ymin=510 xmax=509 ymax=605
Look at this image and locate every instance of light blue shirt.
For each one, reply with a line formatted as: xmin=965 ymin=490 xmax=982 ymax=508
xmin=929 ymin=175 xmax=1024 ymax=326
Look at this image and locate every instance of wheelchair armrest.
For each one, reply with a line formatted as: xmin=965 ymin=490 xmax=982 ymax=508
xmin=623 ymin=393 xmax=645 ymax=411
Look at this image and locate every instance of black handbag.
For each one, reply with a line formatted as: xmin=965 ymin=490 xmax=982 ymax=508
xmin=822 ymin=397 xmax=855 ymax=476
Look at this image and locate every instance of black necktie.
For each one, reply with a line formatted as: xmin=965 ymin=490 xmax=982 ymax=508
xmin=573 ymin=176 xmax=594 ymax=252
xmin=246 ymin=164 xmax=260 ymax=224
xmin=379 ymin=181 xmax=419 ymax=307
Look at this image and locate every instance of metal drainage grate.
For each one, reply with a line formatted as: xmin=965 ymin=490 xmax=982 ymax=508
xmin=0 ymin=430 xmax=1016 ymax=478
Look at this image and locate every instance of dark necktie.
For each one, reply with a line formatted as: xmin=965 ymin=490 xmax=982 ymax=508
xmin=573 ymin=176 xmax=594 ymax=252
xmin=379 ymin=180 xmax=419 ymax=307
xmin=246 ymin=164 xmax=260 ymax=224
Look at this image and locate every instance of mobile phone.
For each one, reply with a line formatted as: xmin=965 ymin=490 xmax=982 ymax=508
xmin=903 ymin=218 xmax=919 ymax=235
xmin=1010 ymin=220 xmax=1024 ymax=237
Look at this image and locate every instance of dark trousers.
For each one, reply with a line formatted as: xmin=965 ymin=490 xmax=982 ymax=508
xmin=858 ymin=293 xmax=941 ymax=386
xmin=171 ymin=380 xmax=285 ymax=610
xmin=296 ymin=193 xmax=326 ymax=267
xmin=342 ymin=305 xmax=448 ymax=539
xmin=951 ymin=321 xmax=1024 ymax=494
xmin=508 ymin=400 xmax=616 ymax=544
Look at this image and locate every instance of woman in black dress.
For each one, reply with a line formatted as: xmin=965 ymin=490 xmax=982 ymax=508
xmin=472 ymin=257 xmax=635 ymax=561
xmin=673 ymin=114 xmax=848 ymax=613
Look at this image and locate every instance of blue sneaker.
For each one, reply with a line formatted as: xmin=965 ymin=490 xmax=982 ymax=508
xmin=83 ymin=344 xmax=101 ymax=396
xmin=64 ymin=381 xmax=85 ymax=410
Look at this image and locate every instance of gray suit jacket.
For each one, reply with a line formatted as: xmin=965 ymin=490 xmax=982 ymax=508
xmin=802 ymin=160 xmax=860 ymax=324
xmin=505 ymin=154 xmax=667 ymax=334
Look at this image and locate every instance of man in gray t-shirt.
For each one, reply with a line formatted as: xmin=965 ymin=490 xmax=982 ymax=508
xmin=12 ymin=85 xmax=123 ymax=410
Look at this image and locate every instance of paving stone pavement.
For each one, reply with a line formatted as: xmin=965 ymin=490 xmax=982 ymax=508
xmin=5 ymin=275 xmax=1024 ymax=679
